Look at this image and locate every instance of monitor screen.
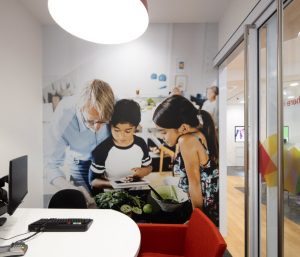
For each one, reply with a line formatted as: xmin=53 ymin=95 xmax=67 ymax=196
xmin=235 ymin=126 xmax=245 ymax=142
xmin=8 ymin=156 xmax=28 ymax=215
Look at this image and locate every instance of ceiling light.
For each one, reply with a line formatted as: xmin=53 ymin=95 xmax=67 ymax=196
xmin=289 ymin=82 xmax=299 ymax=87
xmin=283 ymin=90 xmax=287 ymax=95
xmin=287 ymin=96 xmax=295 ymax=99
xmin=239 ymin=100 xmax=245 ymax=104
xmin=48 ymin=0 xmax=149 ymax=44
xmin=298 ymin=31 xmax=300 ymax=38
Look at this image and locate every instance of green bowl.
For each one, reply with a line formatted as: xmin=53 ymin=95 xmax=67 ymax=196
xmin=150 ymin=185 xmax=188 ymax=212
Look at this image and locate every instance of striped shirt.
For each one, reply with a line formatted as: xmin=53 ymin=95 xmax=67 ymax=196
xmin=89 ymin=135 xmax=151 ymax=183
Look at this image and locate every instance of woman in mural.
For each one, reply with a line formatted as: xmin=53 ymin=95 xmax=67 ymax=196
xmin=201 ymin=85 xmax=219 ymax=129
xmin=45 ymin=79 xmax=115 ymax=206
xmin=153 ymin=95 xmax=219 ymax=226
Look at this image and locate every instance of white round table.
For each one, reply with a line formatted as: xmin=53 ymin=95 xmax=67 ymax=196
xmin=0 ymin=208 xmax=141 ymax=257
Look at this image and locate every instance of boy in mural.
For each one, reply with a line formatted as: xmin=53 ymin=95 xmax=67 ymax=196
xmin=45 ymin=79 xmax=115 ymax=206
xmin=89 ymin=99 xmax=152 ymax=191
xmin=153 ymin=95 xmax=219 ymax=226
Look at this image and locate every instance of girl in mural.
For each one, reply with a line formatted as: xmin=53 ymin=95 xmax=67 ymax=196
xmin=153 ymin=95 xmax=219 ymax=226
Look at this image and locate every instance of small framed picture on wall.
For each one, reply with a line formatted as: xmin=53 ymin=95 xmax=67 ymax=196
xmin=175 ymin=75 xmax=188 ymax=92
xmin=176 ymin=58 xmax=186 ymax=73
xmin=234 ymin=126 xmax=245 ymax=142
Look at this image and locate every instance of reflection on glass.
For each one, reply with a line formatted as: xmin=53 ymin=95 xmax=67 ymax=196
xmin=283 ymin=0 xmax=300 ymax=256
xmin=259 ymin=25 xmax=267 ymax=257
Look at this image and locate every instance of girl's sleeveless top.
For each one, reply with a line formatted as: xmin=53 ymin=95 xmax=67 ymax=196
xmin=173 ymin=135 xmax=219 ymax=226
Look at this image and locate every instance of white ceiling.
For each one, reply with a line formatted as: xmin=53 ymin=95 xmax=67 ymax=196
xmin=19 ymin=0 xmax=231 ymax=25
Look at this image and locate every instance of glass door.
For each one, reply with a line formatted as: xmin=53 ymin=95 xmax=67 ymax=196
xmin=257 ymin=0 xmax=300 ymax=256
xmin=217 ymin=0 xmax=300 ymax=256
xmin=258 ymin=13 xmax=279 ymax=257
xmin=219 ymin=43 xmax=245 ymax=257
xmin=282 ymin=0 xmax=300 ymax=256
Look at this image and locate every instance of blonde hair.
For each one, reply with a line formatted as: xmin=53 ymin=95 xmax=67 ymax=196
xmin=78 ymin=79 xmax=115 ymax=122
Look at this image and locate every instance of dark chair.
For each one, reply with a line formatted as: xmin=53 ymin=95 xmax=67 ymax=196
xmin=48 ymin=189 xmax=87 ymax=209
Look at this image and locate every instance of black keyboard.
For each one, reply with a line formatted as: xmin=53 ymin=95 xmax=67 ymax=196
xmin=28 ymin=218 xmax=93 ymax=232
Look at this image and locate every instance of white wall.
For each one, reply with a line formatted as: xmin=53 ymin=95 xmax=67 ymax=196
xmin=218 ymin=0 xmax=259 ymax=50
xmin=43 ymin=23 xmax=218 ymax=99
xmin=0 ymin=1 xmax=43 ymax=207
xmin=169 ymin=23 xmax=218 ymax=96
xmin=226 ymin=104 xmax=244 ymax=166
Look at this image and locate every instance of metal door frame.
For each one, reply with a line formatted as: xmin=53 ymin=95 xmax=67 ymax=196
xmin=215 ymin=0 xmax=290 ymax=256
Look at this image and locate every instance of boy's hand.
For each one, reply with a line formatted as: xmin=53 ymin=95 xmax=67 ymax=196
xmin=130 ymin=166 xmax=152 ymax=178
xmin=91 ymin=178 xmax=112 ymax=189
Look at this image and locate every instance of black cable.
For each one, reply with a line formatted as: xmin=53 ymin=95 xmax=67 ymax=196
xmin=0 ymin=223 xmax=45 ymax=242
xmin=0 ymin=232 xmax=31 ymax=241
xmin=15 ymin=231 xmax=42 ymax=243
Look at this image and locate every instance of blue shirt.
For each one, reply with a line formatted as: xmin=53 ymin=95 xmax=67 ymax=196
xmin=45 ymin=96 xmax=110 ymax=184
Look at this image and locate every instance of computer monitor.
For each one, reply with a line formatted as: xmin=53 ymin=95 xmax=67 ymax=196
xmin=8 ymin=156 xmax=28 ymax=215
xmin=0 ymin=155 xmax=28 ymax=224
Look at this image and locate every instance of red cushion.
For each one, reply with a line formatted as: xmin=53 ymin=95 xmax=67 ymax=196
xmin=138 ymin=224 xmax=186 ymax=255
xmin=185 ymin=209 xmax=226 ymax=257
xmin=140 ymin=253 xmax=183 ymax=257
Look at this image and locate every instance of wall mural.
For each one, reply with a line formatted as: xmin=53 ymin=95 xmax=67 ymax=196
xmin=42 ymin=23 xmax=219 ymax=226
xmin=43 ymin=81 xmax=219 ymax=227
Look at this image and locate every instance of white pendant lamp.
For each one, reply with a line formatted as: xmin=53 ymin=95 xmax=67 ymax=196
xmin=48 ymin=0 xmax=149 ymax=44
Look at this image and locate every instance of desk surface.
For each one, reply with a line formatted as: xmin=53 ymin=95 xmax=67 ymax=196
xmin=0 ymin=208 xmax=140 ymax=257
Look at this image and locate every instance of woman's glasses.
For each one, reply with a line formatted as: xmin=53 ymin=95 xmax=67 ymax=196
xmin=81 ymin=112 xmax=107 ymax=128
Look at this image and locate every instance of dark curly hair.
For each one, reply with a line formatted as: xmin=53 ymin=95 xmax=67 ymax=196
xmin=153 ymin=95 xmax=218 ymax=160
xmin=110 ymin=99 xmax=141 ymax=127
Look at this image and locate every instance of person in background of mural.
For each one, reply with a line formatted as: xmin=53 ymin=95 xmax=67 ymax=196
xmin=153 ymin=95 xmax=219 ymax=226
xmin=201 ymin=85 xmax=219 ymax=129
xmin=45 ymin=79 xmax=115 ymax=206
xmin=51 ymin=93 xmax=61 ymax=111
xmin=170 ymin=86 xmax=182 ymax=96
xmin=89 ymin=99 xmax=152 ymax=192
